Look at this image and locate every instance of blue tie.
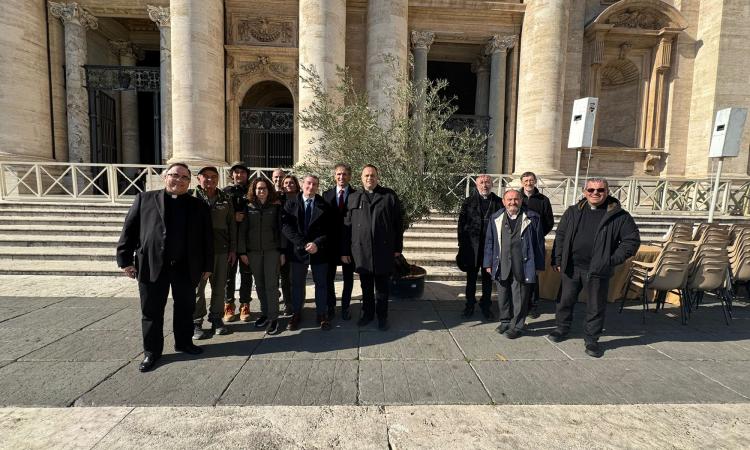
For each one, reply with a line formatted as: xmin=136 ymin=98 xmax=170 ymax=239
xmin=304 ymin=198 xmax=312 ymax=233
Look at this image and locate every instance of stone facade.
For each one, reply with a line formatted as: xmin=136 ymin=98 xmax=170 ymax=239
xmin=0 ymin=0 xmax=748 ymax=178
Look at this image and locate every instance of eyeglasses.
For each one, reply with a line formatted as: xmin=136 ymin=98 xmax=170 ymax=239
xmin=586 ymin=188 xmax=607 ymax=193
xmin=166 ymin=173 xmax=191 ymax=182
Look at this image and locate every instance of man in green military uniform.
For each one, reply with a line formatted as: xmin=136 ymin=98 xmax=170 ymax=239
xmin=192 ymin=166 xmax=237 ymax=338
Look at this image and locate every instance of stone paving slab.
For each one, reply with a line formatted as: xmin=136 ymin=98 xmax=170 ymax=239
xmin=386 ymin=307 xmax=445 ymax=331
xmin=219 ymin=359 xmax=358 ymax=406
xmin=19 ymin=329 xmax=143 ymax=362
xmin=646 ymin=336 xmax=750 ymax=361
xmin=0 ymin=305 xmax=121 ymax=331
xmin=0 ymin=296 xmax=64 ymax=310
xmin=0 ymin=361 xmax=125 ymax=406
xmin=0 ymin=327 xmax=76 ymax=360
xmin=472 ymin=360 xmax=624 ymax=405
xmin=0 ymin=308 xmax=29 ymax=323
xmin=83 ymin=306 xmax=174 ymax=334
xmin=451 ymin=330 xmax=569 ymax=361
xmin=359 ymin=360 xmax=490 ymax=405
xmin=385 ymin=404 xmax=750 ymax=449
xmin=54 ymin=296 xmax=140 ymax=309
xmin=0 ymin=407 xmax=133 ymax=450
xmin=190 ymin=326 xmax=265 ymax=360
xmin=359 ymin=330 xmax=464 ymax=360
xmin=552 ymin=335 xmax=671 ymax=360
xmin=76 ymin=359 xmax=246 ymax=406
xmin=687 ymin=361 xmax=750 ymax=399
xmin=251 ymin=329 xmax=358 ymax=360
xmin=92 ymin=406 xmax=387 ymax=449
xmin=579 ymin=359 xmax=748 ymax=404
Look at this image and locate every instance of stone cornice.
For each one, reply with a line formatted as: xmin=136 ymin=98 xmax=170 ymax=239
xmin=146 ymin=5 xmax=170 ymax=28
xmin=48 ymin=2 xmax=98 ymax=30
xmin=484 ymin=34 xmax=517 ymax=55
xmin=410 ymin=31 xmax=435 ymax=50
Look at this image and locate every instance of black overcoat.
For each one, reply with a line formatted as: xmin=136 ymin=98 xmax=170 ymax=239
xmin=282 ymin=193 xmax=335 ymax=265
xmin=456 ymin=192 xmax=502 ymax=272
xmin=322 ymin=185 xmax=355 ymax=265
xmin=116 ymin=189 xmax=214 ymax=287
xmin=343 ymin=185 xmax=404 ymax=276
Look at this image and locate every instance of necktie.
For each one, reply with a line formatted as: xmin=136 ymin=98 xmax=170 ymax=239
xmin=338 ymin=189 xmax=345 ymax=209
xmin=304 ymin=198 xmax=312 ymax=233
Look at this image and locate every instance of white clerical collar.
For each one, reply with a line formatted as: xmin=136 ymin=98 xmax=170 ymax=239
xmin=506 ymin=212 xmax=519 ymax=220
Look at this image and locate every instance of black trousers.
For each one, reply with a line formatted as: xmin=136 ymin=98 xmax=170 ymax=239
xmin=359 ymin=273 xmax=390 ymax=320
xmin=326 ymin=262 xmax=355 ymax=311
xmin=138 ymin=264 xmax=196 ymax=357
xmin=225 ymin=256 xmax=253 ymax=304
xmin=556 ymin=266 xmax=610 ymax=343
xmin=465 ymin=266 xmax=493 ymax=309
xmin=497 ymin=275 xmax=533 ymax=331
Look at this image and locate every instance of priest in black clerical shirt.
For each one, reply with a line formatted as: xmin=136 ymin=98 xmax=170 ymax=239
xmin=117 ymin=162 xmax=213 ymax=372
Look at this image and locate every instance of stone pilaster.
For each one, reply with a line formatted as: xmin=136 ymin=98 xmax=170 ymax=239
xmin=0 ymin=0 xmax=54 ymax=160
xmin=109 ymin=40 xmax=140 ymax=165
xmin=485 ymin=35 xmax=516 ymax=174
xmin=515 ymin=0 xmax=570 ymax=176
xmin=48 ymin=1 xmax=98 ymax=164
xmin=366 ymin=0 xmax=408 ymax=126
xmin=298 ymin=0 xmax=346 ymax=163
xmin=147 ymin=5 xmax=172 ymax=163
xmin=170 ymin=0 xmax=225 ymax=166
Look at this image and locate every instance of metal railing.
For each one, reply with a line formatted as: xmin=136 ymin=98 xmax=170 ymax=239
xmin=1 ymin=162 xmax=749 ymax=216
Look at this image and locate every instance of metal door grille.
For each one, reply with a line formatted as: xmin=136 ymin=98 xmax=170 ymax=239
xmin=240 ymin=108 xmax=294 ymax=167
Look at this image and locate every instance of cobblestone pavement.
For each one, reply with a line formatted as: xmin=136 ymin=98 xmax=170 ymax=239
xmin=0 ymin=275 xmax=749 ymax=448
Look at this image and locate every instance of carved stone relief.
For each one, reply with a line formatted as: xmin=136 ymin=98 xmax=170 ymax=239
xmin=230 ymin=56 xmax=298 ymax=97
xmin=606 ymin=9 xmax=665 ymax=30
xmin=232 ymin=16 xmax=296 ymax=47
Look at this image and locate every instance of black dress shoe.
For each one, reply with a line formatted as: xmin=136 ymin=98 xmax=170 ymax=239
xmin=548 ymin=329 xmax=569 ymax=343
xmin=496 ymin=323 xmax=510 ymax=334
xmin=341 ymin=308 xmax=351 ymax=321
xmin=175 ymin=344 xmax=203 ymax=355
xmin=585 ymin=341 xmax=603 ymax=358
xmin=461 ymin=304 xmax=475 ymax=318
xmin=138 ymin=354 xmax=160 ymax=372
xmin=481 ymin=308 xmax=495 ymax=321
xmin=327 ymin=306 xmax=336 ymax=320
xmin=504 ymin=328 xmax=522 ymax=339
xmin=528 ymin=307 xmax=540 ymax=319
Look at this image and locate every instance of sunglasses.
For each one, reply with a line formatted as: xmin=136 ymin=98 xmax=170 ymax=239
xmin=586 ymin=188 xmax=606 ymax=193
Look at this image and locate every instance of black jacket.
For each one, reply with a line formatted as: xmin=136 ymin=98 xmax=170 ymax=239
xmin=282 ymin=193 xmax=334 ymax=265
xmin=116 ymin=189 xmax=213 ymax=286
xmin=222 ymin=183 xmax=249 ymax=217
xmin=322 ymin=185 xmax=356 ymax=265
xmin=551 ymin=196 xmax=640 ymax=278
xmin=519 ymin=188 xmax=554 ymax=236
xmin=343 ymin=185 xmax=404 ymax=275
xmin=239 ymin=201 xmax=284 ymax=253
xmin=456 ymin=192 xmax=503 ymax=271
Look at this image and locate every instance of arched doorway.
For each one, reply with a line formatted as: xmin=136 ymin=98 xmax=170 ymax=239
xmin=239 ymin=80 xmax=294 ymax=167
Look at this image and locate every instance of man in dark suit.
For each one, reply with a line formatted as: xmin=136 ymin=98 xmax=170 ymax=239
xmin=342 ymin=164 xmax=404 ymax=331
xmin=116 ymin=162 xmax=213 ymax=372
xmin=282 ymin=175 xmax=335 ymax=330
xmin=457 ymin=174 xmax=502 ymax=319
xmin=322 ymin=163 xmax=356 ymax=321
xmin=518 ymin=171 xmax=555 ymax=318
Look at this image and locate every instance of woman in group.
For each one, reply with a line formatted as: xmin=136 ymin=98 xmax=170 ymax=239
xmin=278 ymin=174 xmax=300 ymax=315
xmin=238 ymin=177 xmax=285 ymax=334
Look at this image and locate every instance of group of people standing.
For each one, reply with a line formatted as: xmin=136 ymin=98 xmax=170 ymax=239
xmin=117 ymin=162 xmax=403 ymax=372
xmin=457 ymin=172 xmax=640 ymax=358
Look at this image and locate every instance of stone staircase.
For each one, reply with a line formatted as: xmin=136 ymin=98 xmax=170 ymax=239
xmin=0 ymin=200 xmax=745 ymax=280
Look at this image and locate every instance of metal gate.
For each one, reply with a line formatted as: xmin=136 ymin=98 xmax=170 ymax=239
xmin=240 ymin=108 xmax=294 ymax=167
xmin=90 ymin=92 xmax=117 ymax=164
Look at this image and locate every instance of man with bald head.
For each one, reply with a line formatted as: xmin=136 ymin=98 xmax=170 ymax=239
xmin=483 ymin=189 xmax=545 ymax=339
xmin=456 ymin=175 xmax=502 ymax=319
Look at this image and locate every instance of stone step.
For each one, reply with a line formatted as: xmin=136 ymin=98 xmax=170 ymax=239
xmin=0 ymin=246 xmax=114 ymax=261
xmin=0 ymin=234 xmax=116 ymax=247
xmin=0 ymin=259 xmax=122 ymax=276
xmin=0 ymin=225 xmax=122 ymax=236
xmin=0 ymin=216 xmax=126 ymax=226
xmin=0 ymin=207 xmax=129 ymax=217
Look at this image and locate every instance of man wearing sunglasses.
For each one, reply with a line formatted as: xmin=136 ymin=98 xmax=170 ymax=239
xmin=117 ymin=162 xmax=214 ymax=372
xmin=550 ymin=178 xmax=640 ymax=358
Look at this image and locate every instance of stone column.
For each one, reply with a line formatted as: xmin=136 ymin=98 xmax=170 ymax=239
xmin=515 ymin=0 xmax=570 ymax=176
xmin=170 ymin=0 xmax=225 ymax=166
xmin=485 ymin=35 xmax=516 ymax=174
xmin=298 ymin=0 xmax=346 ymax=163
xmin=410 ymin=31 xmax=433 ymax=88
xmin=0 ymin=0 xmax=53 ymax=160
xmin=147 ymin=5 xmax=171 ymax=163
xmin=472 ymin=56 xmax=490 ymax=117
xmin=366 ymin=0 xmax=408 ymax=126
xmin=48 ymin=1 xmax=98 ymax=164
xmin=109 ymin=41 xmax=140 ymax=164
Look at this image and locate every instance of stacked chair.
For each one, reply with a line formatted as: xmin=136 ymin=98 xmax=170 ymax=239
xmin=650 ymin=222 xmax=694 ymax=247
xmin=620 ymin=240 xmax=694 ymax=324
xmin=728 ymin=225 xmax=750 ymax=305
xmin=683 ymin=237 xmax=732 ymax=324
